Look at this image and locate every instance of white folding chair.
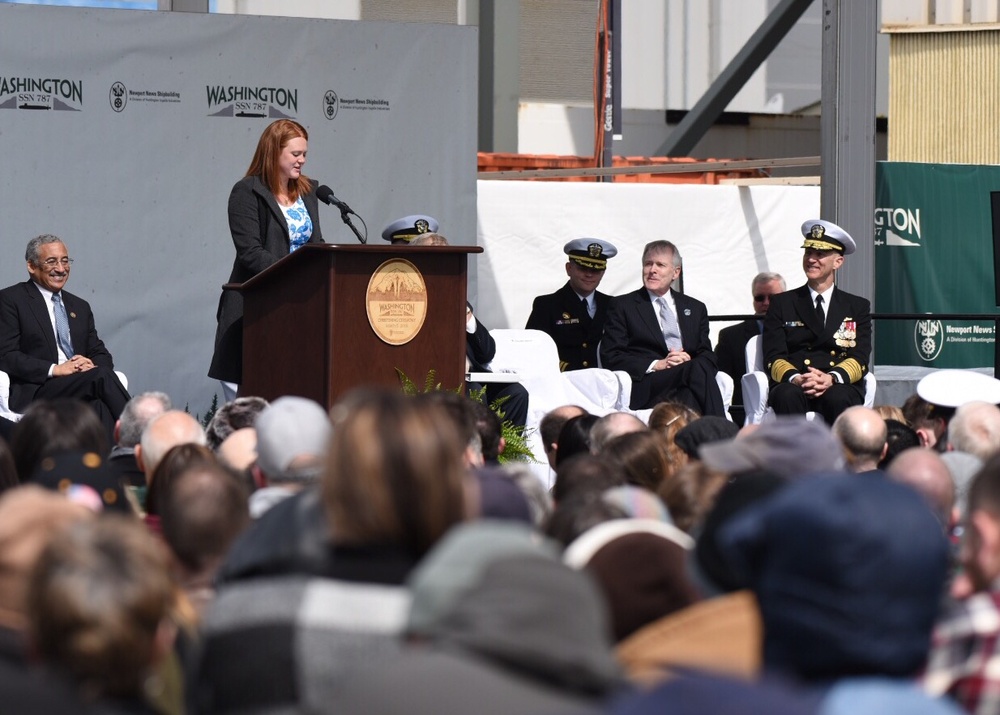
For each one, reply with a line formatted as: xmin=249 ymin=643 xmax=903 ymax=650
xmin=741 ymin=334 xmax=875 ymax=425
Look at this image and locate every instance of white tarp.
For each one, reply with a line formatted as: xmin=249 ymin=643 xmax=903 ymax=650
xmin=475 ymin=180 xmax=821 ymax=345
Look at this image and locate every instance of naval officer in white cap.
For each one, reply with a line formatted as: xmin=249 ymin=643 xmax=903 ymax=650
xmin=763 ymin=219 xmax=872 ymax=424
xmin=525 ymin=238 xmax=617 ymax=371
xmin=381 ymin=215 xmax=439 ymax=245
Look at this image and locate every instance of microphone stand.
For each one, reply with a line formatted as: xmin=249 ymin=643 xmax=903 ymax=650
xmin=339 ymin=207 xmax=367 ymax=244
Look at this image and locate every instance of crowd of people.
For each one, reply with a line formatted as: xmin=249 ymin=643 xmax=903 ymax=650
xmin=0 ymin=375 xmax=993 ymax=713
xmin=1 ymin=120 xmax=998 ymax=714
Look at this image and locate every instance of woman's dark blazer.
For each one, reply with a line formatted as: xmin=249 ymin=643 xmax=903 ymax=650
xmin=208 ymin=175 xmax=324 ymax=383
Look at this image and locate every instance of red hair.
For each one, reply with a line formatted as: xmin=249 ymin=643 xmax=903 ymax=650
xmin=245 ymin=119 xmax=312 ymax=202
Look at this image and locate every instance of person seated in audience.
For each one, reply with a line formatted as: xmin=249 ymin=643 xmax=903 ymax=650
xmin=108 ymin=391 xmax=172 ymax=489
xmin=539 ymin=405 xmax=587 ymax=470
xmin=205 ymin=395 xmax=268 ymax=450
xmin=589 ymin=411 xmax=647 ymax=454
xmin=194 ymin=388 xmax=468 ymax=713
xmin=9 ymin=398 xmax=107 ymax=481
xmin=134 ymin=410 xmax=207 ymax=485
xmin=27 ymin=515 xmax=179 ymax=714
xmin=333 ymin=521 xmax=626 ymax=714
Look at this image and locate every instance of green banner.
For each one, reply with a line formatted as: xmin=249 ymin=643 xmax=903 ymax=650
xmin=874 ymin=162 xmax=1000 ymax=367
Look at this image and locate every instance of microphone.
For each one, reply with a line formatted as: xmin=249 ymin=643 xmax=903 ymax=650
xmin=316 ymin=185 xmax=355 ymax=215
xmin=315 ymin=184 xmax=367 ymax=244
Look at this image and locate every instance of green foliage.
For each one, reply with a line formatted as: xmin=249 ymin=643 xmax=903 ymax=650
xmin=185 ymin=393 xmax=219 ymax=429
xmin=395 ymin=368 xmax=538 ymax=465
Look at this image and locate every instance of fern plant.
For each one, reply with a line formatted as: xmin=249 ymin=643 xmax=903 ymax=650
xmin=395 ymin=368 xmax=538 ymax=464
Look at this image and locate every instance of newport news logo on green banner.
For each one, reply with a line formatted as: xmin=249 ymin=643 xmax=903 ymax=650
xmin=875 ymin=162 xmax=1000 ymax=367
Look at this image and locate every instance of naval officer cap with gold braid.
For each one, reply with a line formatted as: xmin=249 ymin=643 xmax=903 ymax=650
xmin=800 ymin=219 xmax=856 ymax=256
xmin=382 ymin=214 xmax=440 ymax=243
xmin=564 ymin=238 xmax=618 ymax=270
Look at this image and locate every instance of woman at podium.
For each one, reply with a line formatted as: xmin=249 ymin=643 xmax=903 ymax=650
xmin=208 ymin=119 xmax=325 ymax=399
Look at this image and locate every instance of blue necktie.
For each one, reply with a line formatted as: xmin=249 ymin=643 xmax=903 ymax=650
xmin=52 ymin=293 xmax=74 ymax=358
xmin=656 ymin=296 xmax=683 ymax=351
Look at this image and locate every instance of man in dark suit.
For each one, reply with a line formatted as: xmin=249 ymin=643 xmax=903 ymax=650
xmin=525 ymin=238 xmax=617 ymax=371
xmin=715 ymin=272 xmax=786 ymax=423
xmin=466 ymin=302 xmax=529 ymax=428
xmin=600 ymin=240 xmax=725 ymax=416
xmin=763 ymin=220 xmax=871 ymax=424
xmin=0 ymin=235 xmax=130 ymax=437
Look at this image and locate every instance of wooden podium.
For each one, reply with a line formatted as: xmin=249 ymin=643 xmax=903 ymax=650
xmin=233 ymin=243 xmax=482 ymax=408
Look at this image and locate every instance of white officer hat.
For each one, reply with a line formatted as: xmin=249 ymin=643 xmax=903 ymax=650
xmin=381 ymin=215 xmax=439 ymax=243
xmin=563 ymin=238 xmax=618 ymax=270
xmin=917 ymin=369 xmax=1000 ymax=408
xmin=801 ymin=220 xmax=856 ymax=255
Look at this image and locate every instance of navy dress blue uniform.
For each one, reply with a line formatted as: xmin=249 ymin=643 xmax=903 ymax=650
xmin=763 ymin=220 xmax=871 ymax=425
xmin=525 ymin=283 xmax=610 ymax=371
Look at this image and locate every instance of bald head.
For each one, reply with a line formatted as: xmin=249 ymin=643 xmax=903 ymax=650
xmin=832 ymin=406 xmax=888 ymax=472
xmin=589 ymin=412 xmax=647 ymax=454
xmin=948 ymin=400 xmax=1000 ymax=461
xmin=887 ymin=447 xmax=956 ymax=527
xmin=136 ymin=410 xmax=207 ymax=480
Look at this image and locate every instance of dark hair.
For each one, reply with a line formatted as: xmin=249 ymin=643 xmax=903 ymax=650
xmin=542 ymin=492 xmax=628 ymax=548
xmin=469 ymin=400 xmax=503 ymax=463
xmin=161 ymin=464 xmax=249 ymax=573
xmin=205 ymin=396 xmax=268 ymax=450
xmin=11 ymin=399 xmax=108 ymax=481
xmin=0 ymin=438 xmax=19 ymax=494
xmin=324 ymin=389 xmax=467 ymax=558
xmin=146 ymin=443 xmax=218 ymax=517
xmin=552 ymin=453 xmax=627 ymax=503
xmin=879 ymin=419 xmax=921 ymax=470
xmin=414 ymin=391 xmax=479 ymax=459
xmin=555 ymin=414 xmax=600 ymax=467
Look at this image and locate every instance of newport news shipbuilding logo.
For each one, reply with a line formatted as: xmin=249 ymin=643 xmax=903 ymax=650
xmin=0 ymin=76 xmax=82 ymax=112
xmin=206 ymin=84 xmax=298 ymax=118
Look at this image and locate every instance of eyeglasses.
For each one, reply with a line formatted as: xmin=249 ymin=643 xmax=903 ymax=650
xmin=753 ymin=294 xmax=771 ymax=302
xmin=40 ymin=258 xmax=73 ymax=268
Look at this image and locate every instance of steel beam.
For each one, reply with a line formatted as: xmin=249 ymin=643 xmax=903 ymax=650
xmin=656 ymin=0 xmax=815 ymax=157
xmin=820 ymin=0 xmax=877 ymax=302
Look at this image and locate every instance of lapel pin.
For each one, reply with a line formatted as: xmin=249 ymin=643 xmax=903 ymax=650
xmin=683 ymin=308 xmax=691 ymax=316
xmin=70 ymin=312 xmax=77 ymax=318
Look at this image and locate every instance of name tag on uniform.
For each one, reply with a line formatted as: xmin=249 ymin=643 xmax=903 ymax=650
xmin=784 ymin=321 xmax=805 ymax=327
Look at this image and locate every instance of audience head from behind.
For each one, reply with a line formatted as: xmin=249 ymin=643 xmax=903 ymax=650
xmin=956 ymin=453 xmax=1000 ymax=596
xmin=589 ymin=412 xmax=647 ymax=454
xmin=27 ymin=515 xmax=177 ymax=706
xmin=414 ymin=390 xmax=483 ymax=469
xmin=880 ymin=418 xmax=921 ymax=470
xmin=719 ymin=472 xmax=948 ymax=682
xmin=11 ymin=398 xmax=107 ymax=482
xmin=135 ymin=410 xmax=207 ymax=483
xmin=468 ymin=398 xmax=504 ymax=465
xmin=948 ymin=400 xmax=1000 ymax=462
xmin=555 ymin=413 xmax=600 ymax=467
xmin=205 ymin=396 xmax=269 ymax=450
xmin=324 ymin=388 xmax=467 ymax=559
xmin=602 ymin=430 xmax=672 ymax=492
xmin=161 ymin=463 xmax=250 ymax=614
xmin=552 ymin=452 xmax=627 ymax=504
xmin=886 ymin=447 xmax=956 ymax=531
xmin=145 ymin=442 xmax=218 ymax=518
xmin=115 ymin=391 xmax=172 ymax=450
xmin=832 ymin=405 xmax=888 ymax=473
xmin=0 ymin=439 xmax=18 ymax=496
xmin=539 ymin=405 xmax=587 ymax=469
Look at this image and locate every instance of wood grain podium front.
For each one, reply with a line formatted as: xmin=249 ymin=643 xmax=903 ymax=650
xmin=232 ymin=243 xmax=482 ymax=408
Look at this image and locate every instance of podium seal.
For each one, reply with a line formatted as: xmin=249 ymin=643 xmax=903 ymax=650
xmin=366 ymin=259 xmax=428 ymax=345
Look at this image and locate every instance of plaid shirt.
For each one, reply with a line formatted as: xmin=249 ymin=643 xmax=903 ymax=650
xmin=923 ymin=591 xmax=1000 ymax=714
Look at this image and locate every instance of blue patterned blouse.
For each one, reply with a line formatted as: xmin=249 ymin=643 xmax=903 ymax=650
xmin=282 ymin=196 xmax=313 ymax=251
